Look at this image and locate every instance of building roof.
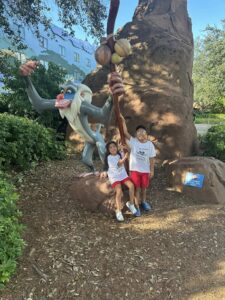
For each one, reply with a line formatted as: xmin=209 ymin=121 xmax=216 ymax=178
xmin=50 ymin=25 xmax=96 ymax=54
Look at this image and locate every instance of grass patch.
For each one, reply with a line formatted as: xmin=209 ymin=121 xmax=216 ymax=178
xmin=195 ymin=114 xmax=225 ymax=124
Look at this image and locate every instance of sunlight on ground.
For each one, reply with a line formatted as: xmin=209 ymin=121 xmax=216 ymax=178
xmin=188 ymin=287 xmax=225 ymax=300
xmin=120 ymin=208 xmax=218 ymax=234
xmin=189 ymin=209 xmax=219 ymax=222
xmin=187 ymin=262 xmax=225 ymax=288
xmin=122 ymin=211 xmax=185 ymax=232
xmin=215 ymin=261 xmax=225 ymax=276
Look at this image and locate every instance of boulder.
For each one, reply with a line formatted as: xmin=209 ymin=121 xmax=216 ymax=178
xmin=70 ymin=174 xmax=130 ymax=214
xmin=84 ymin=0 xmax=198 ymax=160
xmin=165 ymin=157 xmax=225 ymax=204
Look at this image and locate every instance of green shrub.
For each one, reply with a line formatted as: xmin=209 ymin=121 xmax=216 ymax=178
xmin=203 ymin=125 xmax=225 ymax=162
xmin=0 ymin=171 xmax=24 ymax=286
xmin=0 ymin=113 xmax=66 ymax=170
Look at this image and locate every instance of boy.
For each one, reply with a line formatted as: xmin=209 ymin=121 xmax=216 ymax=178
xmin=121 ymin=116 xmax=156 ymax=216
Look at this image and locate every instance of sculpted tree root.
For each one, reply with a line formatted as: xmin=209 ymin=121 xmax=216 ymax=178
xmin=165 ymin=157 xmax=225 ymax=205
xmin=70 ymin=174 xmax=131 ymax=214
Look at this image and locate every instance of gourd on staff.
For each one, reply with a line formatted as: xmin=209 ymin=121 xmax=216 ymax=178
xmin=94 ymin=0 xmax=132 ymax=147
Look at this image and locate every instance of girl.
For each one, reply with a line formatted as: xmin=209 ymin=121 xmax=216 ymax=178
xmin=104 ymin=141 xmax=137 ymax=221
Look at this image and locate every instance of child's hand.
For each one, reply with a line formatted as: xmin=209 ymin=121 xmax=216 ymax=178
xmin=150 ymin=171 xmax=154 ymax=179
xmin=120 ymin=144 xmax=128 ymax=151
xmin=124 ymin=152 xmax=129 ymax=160
xmin=100 ymin=171 xmax=108 ymax=179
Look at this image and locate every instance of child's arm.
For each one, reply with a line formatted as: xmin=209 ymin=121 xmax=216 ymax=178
xmin=149 ymin=158 xmax=155 ymax=179
xmin=118 ymin=152 xmax=129 ymax=166
xmin=120 ymin=114 xmax=131 ymax=140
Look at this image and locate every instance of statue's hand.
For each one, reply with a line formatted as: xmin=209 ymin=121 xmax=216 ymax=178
xmin=19 ymin=60 xmax=39 ymax=76
xmin=108 ymin=72 xmax=125 ymax=96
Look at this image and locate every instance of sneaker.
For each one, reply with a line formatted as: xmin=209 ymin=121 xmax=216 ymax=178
xmin=134 ymin=208 xmax=141 ymax=217
xmin=116 ymin=211 xmax=124 ymax=222
xmin=126 ymin=201 xmax=137 ymax=215
xmin=141 ymin=201 xmax=152 ymax=211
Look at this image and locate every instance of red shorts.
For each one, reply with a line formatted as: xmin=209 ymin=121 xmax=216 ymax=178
xmin=111 ymin=177 xmax=130 ymax=188
xmin=130 ymin=171 xmax=150 ymax=189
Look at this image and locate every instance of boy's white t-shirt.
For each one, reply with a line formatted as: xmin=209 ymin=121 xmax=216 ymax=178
xmin=107 ymin=154 xmax=128 ymax=184
xmin=128 ymin=137 xmax=156 ymax=173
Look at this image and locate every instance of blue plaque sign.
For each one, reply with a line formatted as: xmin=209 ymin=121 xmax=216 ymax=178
xmin=184 ymin=172 xmax=205 ymax=188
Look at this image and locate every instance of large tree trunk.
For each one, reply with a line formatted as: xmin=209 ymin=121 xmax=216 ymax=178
xmin=84 ymin=0 xmax=198 ymax=160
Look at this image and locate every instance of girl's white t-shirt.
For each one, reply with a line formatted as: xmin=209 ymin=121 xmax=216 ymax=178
xmin=107 ymin=154 xmax=128 ymax=184
xmin=128 ymin=137 xmax=156 ymax=173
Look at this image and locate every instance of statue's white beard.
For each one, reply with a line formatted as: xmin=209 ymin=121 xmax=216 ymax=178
xmin=59 ymin=84 xmax=94 ymax=143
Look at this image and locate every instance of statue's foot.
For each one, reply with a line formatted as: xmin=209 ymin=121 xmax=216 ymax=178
xmin=96 ymin=141 xmax=106 ymax=163
xmin=82 ymin=142 xmax=95 ymax=170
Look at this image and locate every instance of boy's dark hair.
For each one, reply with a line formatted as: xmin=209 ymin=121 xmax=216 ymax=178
xmin=136 ymin=125 xmax=147 ymax=131
xmin=103 ymin=141 xmax=122 ymax=171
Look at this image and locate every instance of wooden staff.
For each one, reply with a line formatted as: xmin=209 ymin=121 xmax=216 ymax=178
xmin=106 ymin=0 xmax=126 ymax=147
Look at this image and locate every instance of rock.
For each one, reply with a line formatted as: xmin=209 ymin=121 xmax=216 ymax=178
xmin=84 ymin=0 xmax=198 ymax=161
xmin=165 ymin=157 xmax=225 ymax=204
xmin=70 ymin=175 xmax=130 ymax=214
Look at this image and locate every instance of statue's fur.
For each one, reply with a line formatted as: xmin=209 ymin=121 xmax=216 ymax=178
xmin=59 ymin=84 xmax=94 ymax=143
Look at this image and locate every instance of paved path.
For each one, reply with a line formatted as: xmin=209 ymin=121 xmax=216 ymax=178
xmin=195 ymin=124 xmax=213 ymax=135
xmin=195 ymin=122 xmax=225 ymax=136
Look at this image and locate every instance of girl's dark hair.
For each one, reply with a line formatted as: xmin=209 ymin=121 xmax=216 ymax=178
xmin=103 ymin=141 xmax=122 ymax=171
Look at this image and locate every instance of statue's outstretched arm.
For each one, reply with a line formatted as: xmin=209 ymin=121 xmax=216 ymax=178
xmin=80 ymin=71 xmax=125 ymax=125
xmin=24 ymin=77 xmax=56 ymax=114
xmin=20 ymin=61 xmax=56 ymax=114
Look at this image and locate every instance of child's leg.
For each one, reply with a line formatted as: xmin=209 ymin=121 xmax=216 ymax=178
xmin=130 ymin=171 xmax=141 ymax=208
xmin=140 ymin=173 xmax=150 ymax=202
xmin=142 ymin=188 xmax=147 ymax=202
xmin=114 ymin=184 xmax=123 ymax=212
xmin=124 ymin=180 xmax=137 ymax=215
xmin=114 ymin=184 xmax=124 ymax=221
xmin=140 ymin=174 xmax=152 ymax=211
xmin=135 ymin=188 xmax=141 ymax=208
xmin=123 ymin=180 xmax=135 ymax=204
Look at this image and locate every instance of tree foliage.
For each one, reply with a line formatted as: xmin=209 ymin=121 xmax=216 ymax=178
xmin=0 ymin=0 xmax=107 ymax=48
xmin=0 ymin=57 xmax=66 ymax=128
xmin=193 ymin=20 xmax=225 ymax=112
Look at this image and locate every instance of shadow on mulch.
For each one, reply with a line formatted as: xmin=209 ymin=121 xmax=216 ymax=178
xmin=1 ymin=158 xmax=225 ymax=300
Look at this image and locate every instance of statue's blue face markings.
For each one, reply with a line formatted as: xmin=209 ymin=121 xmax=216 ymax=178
xmin=64 ymin=87 xmax=76 ymax=101
xmin=64 ymin=92 xmax=75 ymax=100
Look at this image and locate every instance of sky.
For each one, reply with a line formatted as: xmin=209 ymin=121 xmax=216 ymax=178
xmin=113 ymin=0 xmax=225 ymax=39
xmin=49 ymin=0 xmax=225 ymax=41
xmin=187 ymin=0 xmax=225 ymax=37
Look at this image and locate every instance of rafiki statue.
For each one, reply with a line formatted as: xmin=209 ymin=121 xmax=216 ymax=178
xmin=19 ymin=60 xmax=124 ymax=170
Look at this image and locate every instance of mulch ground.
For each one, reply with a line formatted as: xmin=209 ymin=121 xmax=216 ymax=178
xmin=1 ymin=157 xmax=225 ymax=300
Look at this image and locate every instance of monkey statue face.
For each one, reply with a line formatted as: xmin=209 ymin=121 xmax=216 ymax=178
xmin=55 ymin=84 xmax=77 ymax=109
xmin=56 ymin=82 xmax=93 ymax=110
